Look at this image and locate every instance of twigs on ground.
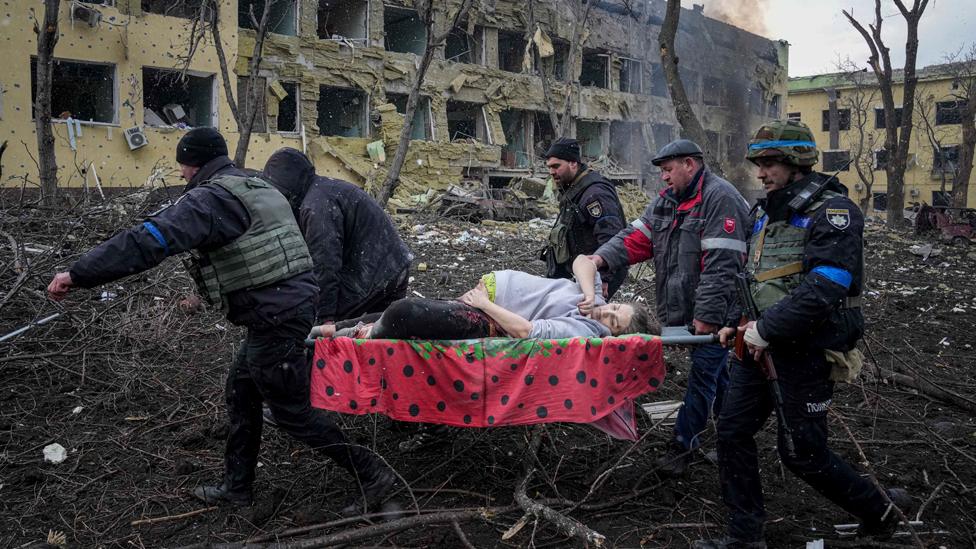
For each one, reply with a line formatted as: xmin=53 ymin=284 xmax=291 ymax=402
xmin=131 ymin=506 xmax=218 ymax=526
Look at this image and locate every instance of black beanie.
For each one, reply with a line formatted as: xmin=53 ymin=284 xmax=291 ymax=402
xmin=176 ymin=127 xmax=228 ymax=167
xmin=544 ymin=137 xmax=581 ymax=163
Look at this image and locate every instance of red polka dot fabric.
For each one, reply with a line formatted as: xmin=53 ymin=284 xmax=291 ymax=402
xmin=310 ymin=336 xmax=666 ymax=435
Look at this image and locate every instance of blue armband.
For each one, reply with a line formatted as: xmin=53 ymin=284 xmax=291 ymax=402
xmin=142 ymin=221 xmax=170 ymax=256
xmin=811 ymin=265 xmax=852 ymax=289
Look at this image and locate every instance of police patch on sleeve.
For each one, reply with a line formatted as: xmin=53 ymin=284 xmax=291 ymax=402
xmin=586 ymin=200 xmax=603 ymax=218
xmin=826 ymin=208 xmax=851 ymax=230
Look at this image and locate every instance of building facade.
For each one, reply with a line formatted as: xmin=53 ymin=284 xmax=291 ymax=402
xmin=1 ymin=0 xmax=788 ymax=203
xmin=788 ymin=63 xmax=974 ymax=210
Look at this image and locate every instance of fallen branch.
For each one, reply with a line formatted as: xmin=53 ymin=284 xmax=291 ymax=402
xmin=864 ymin=337 xmax=976 ymax=413
xmin=131 ymin=506 xmax=217 ymax=527
xmin=514 ymin=469 xmax=606 ymax=547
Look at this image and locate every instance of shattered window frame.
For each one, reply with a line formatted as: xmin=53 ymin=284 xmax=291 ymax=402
xmin=142 ymin=67 xmax=218 ymax=129
xmin=383 ymin=5 xmax=427 ymax=56
xmin=787 ymin=111 xmax=802 ymax=122
xmin=238 ymin=0 xmax=299 ymax=36
xmin=532 ymin=112 xmax=556 ymax=160
xmin=276 ymin=81 xmax=300 ymax=134
xmin=821 ymin=150 xmax=851 ymax=171
xmin=445 ymin=25 xmax=477 ymax=64
xmin=935 ymin=100 xmax=966 ymax=125
xmin=446 ymin=99 xmax=488 ymax=143
xmin=874 ymin=106 xmax=903 ymax=129
xmin=498 ymin=30 xmax=528 ymax=73
xmin=873 ymin=148 xmax=889 ymax=171
xmin=317 ymin=85 xmax=369 ymax=138
xmin=931 ymin=144 xmax=960 ymax=175
xmin=618 ymin=57 xmax=642 ymax=94
xmin=317 ymin=0 xmax=370 ymax=43
xmin=500 ymin=109 xmax=531 ymax=168
xmin=821 ymin=108 xmax=852 ymax=131
xmin=388 ymin=92 xmax=434 ymax=141
xmin=141 ymin=0 xmax=199 ymax=19
xmin=580 ymin=49 xmax=610 ymax=89
xmin=29 ymin=56 xmax=118 ymax=126
xmin=932 ymin=190 xmax=952 ymax=207
xmin=576 ymin=119 xmax=606 ymax=159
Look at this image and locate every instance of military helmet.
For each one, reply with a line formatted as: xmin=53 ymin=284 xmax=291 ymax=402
xmin=745 ymin=119 xmax=819 ymax=167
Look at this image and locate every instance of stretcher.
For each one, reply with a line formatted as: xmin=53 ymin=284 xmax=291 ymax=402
xmin=308 ymin=331 xmax=717 ymax=441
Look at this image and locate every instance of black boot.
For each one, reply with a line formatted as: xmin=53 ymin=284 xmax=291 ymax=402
xmin=656 ymin=439 xmax=692 ymax=477
xmin=692 ymin=537 xmax=767 ymax=549
xmin=192 ymin=481 xmax=253 ymax=506
xmin=340 ymin=451 xmax=397 ymax=517
xmin=856 ymin=488 xmax=913 ymax=540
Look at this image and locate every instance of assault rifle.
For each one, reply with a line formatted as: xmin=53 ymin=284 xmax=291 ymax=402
xmin=734 ymin=272 xmax=796 ymax=458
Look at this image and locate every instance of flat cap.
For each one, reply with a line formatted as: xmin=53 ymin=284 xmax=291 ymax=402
xmin=651 ymin=139 xmax=703 ymax=166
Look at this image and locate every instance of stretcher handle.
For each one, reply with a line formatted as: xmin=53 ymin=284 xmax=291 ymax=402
xmin=304 ymin=334 xmax=720 ymax=349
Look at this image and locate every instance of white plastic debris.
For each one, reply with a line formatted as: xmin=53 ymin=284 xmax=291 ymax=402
xmin=952 ymin=306 xmax=966 ymax=313
xmin=806 ymin=540 xmax=824 ymax=549
xmin=71 ymin=406 xmax=84 ymax=414
xmin=43 ymin=443 xmax=68 ymax=464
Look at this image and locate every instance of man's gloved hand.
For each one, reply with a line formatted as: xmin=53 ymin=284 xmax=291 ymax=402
xmin=743 ymin=321 xmax=769 ymax=361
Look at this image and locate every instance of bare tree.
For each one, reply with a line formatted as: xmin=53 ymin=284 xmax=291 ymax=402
xmin=945 ymin=44 xmax=976 ymax=207
xmin=31 ymin=0 xmax=61 ymax=206
xmin=844 ymin=0 xmax=930 ymax=227
xmin=526 ymin=0 xmax=593 ymax=137
xmin=659 ymin=0 xmax=724 ymax=178
xmin=375 ymin=0 xmax=474 ymax=207
xmin=838 ymin=61 xmax=882 ymax=213
xmin=180 ymin=0 xmax=276 ymax=168
xmin=915 ymin=90 xmax=957 ymax=205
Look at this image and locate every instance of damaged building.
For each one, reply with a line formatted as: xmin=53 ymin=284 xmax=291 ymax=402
xmin=1 ymin=1 xmax=787 ymax=204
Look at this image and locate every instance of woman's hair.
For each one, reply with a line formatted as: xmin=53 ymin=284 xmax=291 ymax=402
xmin=623 ymin=303 xmax=660 ymax=335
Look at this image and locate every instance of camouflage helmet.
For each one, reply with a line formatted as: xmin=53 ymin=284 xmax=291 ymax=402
xmin=745 ymin=119 xmax=819 ymax=167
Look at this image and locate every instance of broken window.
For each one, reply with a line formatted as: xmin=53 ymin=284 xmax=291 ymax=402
xmin=680 ymin=69 xmax=699 ymax=103
xmin=239 ymin=0 xmax=297 ymax=35
xmin=619 ymin=58 xmax=642 ymax=94
xmin=237 ymin=76 xmax=268 ymax=133
xmin=277 ymin=82 xmax=299 ymax=133
xmin=936 ymin=100 xmax=966 ymax=125
xmin=580 ymin=50 xmax=609 ymax=88
xmin=30 ymin=57 xmax=116 ymax=124
xmin=384 ymin=6 xmax=427 ymax=55
xmin=649 ymin=63 xmax=669 ymax=98
xmin=500 ymin=109 xmax=530 ymax=168
xmin=498 ymin=30 xmax=527 ymax=73
xmin=787 ymin=111 xmax=802 ymax=122
xmin=318 ymin=86 xmax=367 ymax=137
xmin=874 ymin=148 xmax=889 ymax=170
xmin=932 ymin=144 xmax=960 ymax=174
xmin=874 ymin=106 xmax=903 ymax=129
xmin=651 ymin=123 xmax=673 ymax=150
xmin=821 ymin=150 xmax=851 ymax=171
xmin=703 ymin=76 xmax=724 ymax=106
xmin=872 ymin=192 xmax=887 ymax=211
xmin=141 ymin=0 xmax=198 ymax=18
xmin=446 ymin=26 xmax=477 ymax=63
xmin=609 ymin=121 xmax=642 ymax=170
xmin=576 ymin=120 xmax=606 ymax=159
xmin=767 ymin=94 xmax=781 ymax=118
xmin=142 ymin=67 xmax=215 ymax=128
xmin=932 ymin=190 xmax=952 ymax=207
xmin=317 ymin=0 xmax=368 ymax=42
xmin=550 ymin=40 xmax=570 ymax=80
xmin=388 ymin=93 xmax=433 ymax=140
xmin=821 ymin=109 xmax=851 ymax=131
xmin=533 ymin=113 xmax=555 ymax=159
xmin=446 ymin=100 xmax=487 ymax=142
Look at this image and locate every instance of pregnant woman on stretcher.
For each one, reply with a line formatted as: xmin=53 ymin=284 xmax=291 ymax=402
xmin=317 ymin=256 xmax=658 ymax=340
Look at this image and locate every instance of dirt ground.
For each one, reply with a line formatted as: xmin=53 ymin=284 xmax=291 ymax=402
xmin=1 ymin=193 xmax=975 ymax=548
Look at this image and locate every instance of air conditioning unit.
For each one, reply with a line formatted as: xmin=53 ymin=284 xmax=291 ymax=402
xmin=854 ymin=183 xmax=864 ymax=192
xmin=909 ymin=188 xmax=920 ymax=198
xmin=71 ymin=3 xmax=102 ymax=27
xmin=124 ymin=126 xmax=148 ymax=150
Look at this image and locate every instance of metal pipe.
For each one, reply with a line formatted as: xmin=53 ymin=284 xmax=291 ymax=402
xmin=0 ymin=313 xmax=62 ymax=343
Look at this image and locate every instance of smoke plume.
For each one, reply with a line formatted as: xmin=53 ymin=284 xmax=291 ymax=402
xmin=699 ymin=0 xmax=771 ymax=37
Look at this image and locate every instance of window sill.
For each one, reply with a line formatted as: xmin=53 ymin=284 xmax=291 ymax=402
xmin=45 ymin=119 xmax=119 ymax=128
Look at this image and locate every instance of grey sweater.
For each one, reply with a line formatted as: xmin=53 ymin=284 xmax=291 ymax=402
xmin=492 ymin=270 xmax=610 ymax=339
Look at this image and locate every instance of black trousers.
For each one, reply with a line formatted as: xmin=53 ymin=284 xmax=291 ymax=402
xmin=369 ymin=298 xmax=491 ymax=340
xmin=716 ymin=350 xmax=888 ymax=542
xmin=224 ymin=307 xmax=364 ymax=491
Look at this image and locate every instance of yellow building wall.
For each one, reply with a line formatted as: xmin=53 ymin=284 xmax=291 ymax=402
xmin=786 ymin=76 xmax=975 ymax=209
xmin=0 ymin=0 xmax=357 ymax=193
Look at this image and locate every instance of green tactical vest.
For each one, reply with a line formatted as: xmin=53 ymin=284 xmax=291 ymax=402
xmin=747 ymin=190 xmax=841 ymax=312
xmin=185 ymin=175 xmax=313 ymax=310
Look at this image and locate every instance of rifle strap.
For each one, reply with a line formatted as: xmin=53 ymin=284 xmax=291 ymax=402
xmin=754 ymin=262 xmax=803 ymax=282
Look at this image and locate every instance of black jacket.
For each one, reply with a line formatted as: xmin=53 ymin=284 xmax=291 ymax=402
xmin=263 ymin=148 xmax=413 ymax=323
xmin=70 ymin=155 xmax=318 ymax=327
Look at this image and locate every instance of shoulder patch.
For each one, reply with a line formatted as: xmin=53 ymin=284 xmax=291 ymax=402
xmin=825 ymin=208 xmax=851 ymax=230
xmin=586 ymin=200 xmax=603 ymax=218
xmin=723 ymin=217 xmax=736 ymax=234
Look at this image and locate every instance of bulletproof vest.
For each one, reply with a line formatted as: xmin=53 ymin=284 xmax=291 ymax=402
xmin=747 ymin=189 xmax=842 ymax=313
xmin=547 ymin=169 xmax=611 ymax=269
xmin=185 ymin=175 xmax=313 ymax=309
